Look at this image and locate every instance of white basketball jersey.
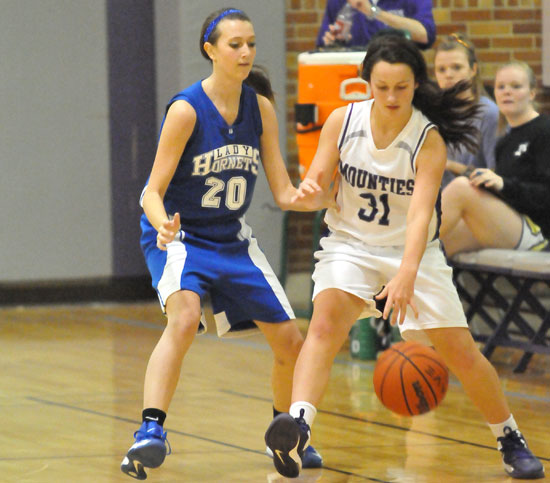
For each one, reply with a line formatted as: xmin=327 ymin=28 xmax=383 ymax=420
xmin=325 ymin=99 xmax=439 ymax=246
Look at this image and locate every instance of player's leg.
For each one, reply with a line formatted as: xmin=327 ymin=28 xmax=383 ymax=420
xmin=265 ymin=288 xmax=364 ymax=478
xmin=257 ymin=319 xmax=328 ymax=470
xmin=291 ymin=289 xmax=364 ymax=406
xmin=144 ymin=290 xmax=202 ymax=411
xmin=265 ymin=233 xmax=383 ymax=477
xmin=212 ymin=233 xmax=324 ymax=471
xmin=440 ymin=176 xmax=523 ymax=256
xmin=427 ymin=327 xmax=510 ymax=422
xmin=256 ymin=319 xmax=325 ymax=470
xmin=218 ymin=233 xmax=300 ymax=414
xmin=121 ymin=290 xmax=202 ymax=480
xmin=255 ymin=320 xmax=303 ymax=415
xmin=427 ymin=327 xmax=544 ymax=479
xmin=400 ymin=244 xmax=544 ymax=479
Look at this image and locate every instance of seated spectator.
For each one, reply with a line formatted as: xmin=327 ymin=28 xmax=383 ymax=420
xmin=440 ymin=61 xmax=550 ymax=257
xmin=434 ymin=33 xmax=499 ymax=188
xmin=317 ymin=0 xmax=435 ymax=49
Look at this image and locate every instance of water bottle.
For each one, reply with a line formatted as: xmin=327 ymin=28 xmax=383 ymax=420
xmin=333 ymin=2 xmax=354 ymax=45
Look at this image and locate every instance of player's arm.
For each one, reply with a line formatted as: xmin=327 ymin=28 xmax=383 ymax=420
xmin=258 ymin=95 xmax=336 ymax=211
xmin=256 ymin=95 xmax=295 ymax=209
xmin=287 ymin=107 xmax=346 ymax=209
xmin=403 ymin=129 xmax=446 ymax=273
xmin=141 ymin=100 xmax=195 ymax=247
xmin=379 ymin=129 xmax=446 ymax=324
xmin=301 ymin=106 xmax=346 ymax=191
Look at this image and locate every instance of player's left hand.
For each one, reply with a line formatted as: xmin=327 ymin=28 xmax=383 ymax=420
xmin=469 ymin=168 xmax=503 ymax=191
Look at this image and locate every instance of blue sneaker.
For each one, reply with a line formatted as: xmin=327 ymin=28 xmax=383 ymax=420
xmin=497 ymin=427 xmax=544 ymax=479
xmin=302 ymin=444 xmax=323 ymax=468
xmin=266 ymin=444 xmax=323 ymax=469
xmin=121 ymin=421 xmax=171 ymax=480
xmin=265 ymin=410 xmax=311 ymax=478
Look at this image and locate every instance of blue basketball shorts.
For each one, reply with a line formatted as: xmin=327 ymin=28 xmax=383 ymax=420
xmin=141 ymin=223 xmax=295 ymax=337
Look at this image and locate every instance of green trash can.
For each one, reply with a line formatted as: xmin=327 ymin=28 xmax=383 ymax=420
xmin=349 ymin=317 xmax=378 ymax=360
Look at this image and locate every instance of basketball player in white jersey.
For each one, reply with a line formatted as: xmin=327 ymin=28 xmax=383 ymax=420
xmin=265 ymin=32 xmax=544 ymax=480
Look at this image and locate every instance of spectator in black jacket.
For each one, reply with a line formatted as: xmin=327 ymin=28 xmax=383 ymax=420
xmin=440 ymin=61 xmax=550 ymax=256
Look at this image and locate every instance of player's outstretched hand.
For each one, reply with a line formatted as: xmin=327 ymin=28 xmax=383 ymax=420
xmin=157 ymin=212 xmax=181 ymax=250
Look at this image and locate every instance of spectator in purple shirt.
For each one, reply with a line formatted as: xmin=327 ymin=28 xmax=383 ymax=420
xmin=317 ymin=0 xmax=435 ymax=50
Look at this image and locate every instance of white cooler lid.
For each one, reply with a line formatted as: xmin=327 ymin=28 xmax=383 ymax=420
xmin=298 ymin=50 xmax=366 ymax=65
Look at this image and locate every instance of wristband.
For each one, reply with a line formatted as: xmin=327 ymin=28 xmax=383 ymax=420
xmin=371 ymin=5 xmax=380 ymax=18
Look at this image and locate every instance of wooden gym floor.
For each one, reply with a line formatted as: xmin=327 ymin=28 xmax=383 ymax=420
xmin=1 ymin=302 xmax=549 ymax=482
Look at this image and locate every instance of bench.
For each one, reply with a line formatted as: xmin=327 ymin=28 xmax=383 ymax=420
xmin=449 ymin=249 xmax=550 ymax=373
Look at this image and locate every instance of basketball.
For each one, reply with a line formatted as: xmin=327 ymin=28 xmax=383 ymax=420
xmin=373 ymin=340 xmax=449 ymax=416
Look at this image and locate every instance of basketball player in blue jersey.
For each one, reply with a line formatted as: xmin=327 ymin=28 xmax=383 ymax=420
xmin=265 ymin=33 xmax=544 ymax=480
xmin=120 ymin=8 xmax=334 ymax=480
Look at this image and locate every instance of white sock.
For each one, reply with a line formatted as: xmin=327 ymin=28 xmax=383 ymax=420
xmin=290 ymin=401 xmax=317 ymax=428
xmin=488 ymin=414 xmax=519 ymax=439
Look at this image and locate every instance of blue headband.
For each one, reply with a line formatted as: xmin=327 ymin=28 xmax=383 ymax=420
xmin=203 ymin=9 xmax=243 ymax=43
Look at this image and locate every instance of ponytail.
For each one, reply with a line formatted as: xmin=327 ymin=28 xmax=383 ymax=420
xmin=413 ymin=80 xmax=480 ymax=153
xmin=244 ymin=65 xmax=275 ymax=103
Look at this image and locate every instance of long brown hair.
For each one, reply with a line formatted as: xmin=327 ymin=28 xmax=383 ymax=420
xmin=361 ymin=33 xmax=481 ymax=153
xmin=244 ymin=65 xmax=275 ymax=103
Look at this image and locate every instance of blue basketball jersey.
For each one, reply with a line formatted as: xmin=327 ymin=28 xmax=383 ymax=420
xmin=141 ymin=80 xmax=263 ymax=243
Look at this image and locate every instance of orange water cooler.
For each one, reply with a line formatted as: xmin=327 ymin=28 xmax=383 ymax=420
xmin=295 ymin=51 xmax=371 ymax=179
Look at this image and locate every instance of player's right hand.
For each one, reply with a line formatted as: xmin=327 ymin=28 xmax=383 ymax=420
xmin=156 ymin=212 xmax=181 ymax=250
xmin=290 ymin=170 xmax=340 ymax=212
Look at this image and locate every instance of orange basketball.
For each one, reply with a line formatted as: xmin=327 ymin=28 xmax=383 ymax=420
xmin=373 ymin=340 xmax=449 ymax=416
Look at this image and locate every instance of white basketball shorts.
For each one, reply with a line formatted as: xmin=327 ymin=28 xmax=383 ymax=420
xmin=312 ymin=232 xmax=468 ymax=345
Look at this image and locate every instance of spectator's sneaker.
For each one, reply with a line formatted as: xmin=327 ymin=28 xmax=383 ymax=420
xmin=266 ymin=443 xmax=323 ymax=469
xmin=265 ymin=409 xmax=311 ymax=478
xmin=497 ymin=427 xmax=544 ymax=479
xmin=121 ymin=421 xmax=171 ymax=480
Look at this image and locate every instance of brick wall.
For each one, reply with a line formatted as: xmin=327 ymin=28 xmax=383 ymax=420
xmin=284 ymin=0 xmax=549 ymax=273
